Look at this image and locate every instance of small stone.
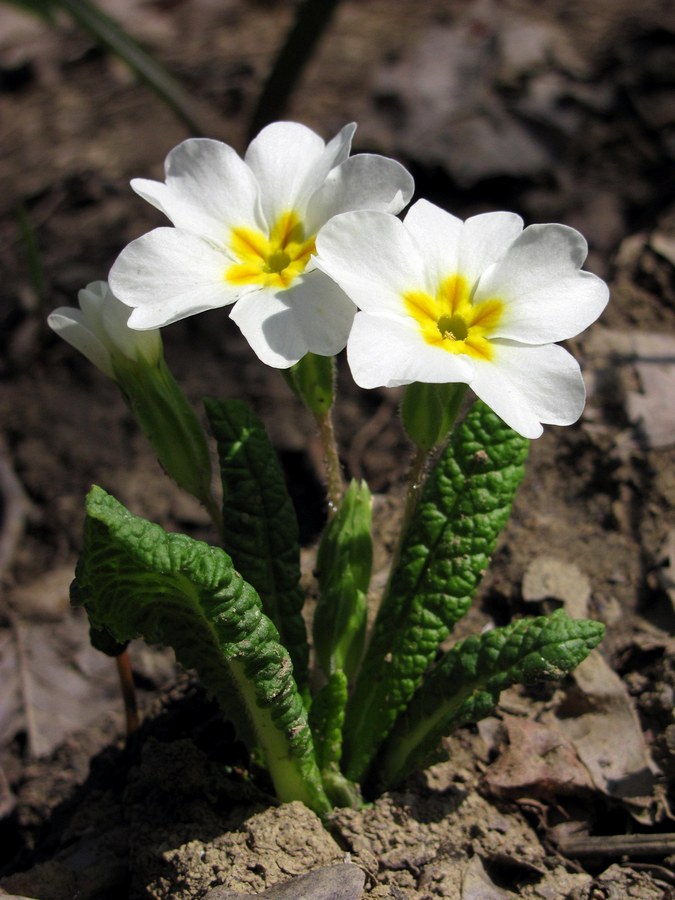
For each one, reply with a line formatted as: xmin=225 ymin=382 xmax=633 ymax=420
xmin=202 ymin=863 xmax=366 ymax=899
xmin=522 ymin=557 xmax=591 ymax=617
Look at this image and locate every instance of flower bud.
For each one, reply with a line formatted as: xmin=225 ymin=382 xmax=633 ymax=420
xmin=49 ymin=282 xmax=213 ymax=509
xmin=401 ymin=382 xmax=468 ymax=450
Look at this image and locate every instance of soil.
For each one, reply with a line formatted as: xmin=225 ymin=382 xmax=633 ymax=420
xmin=1 ymin=0 xmax=675 ymax=897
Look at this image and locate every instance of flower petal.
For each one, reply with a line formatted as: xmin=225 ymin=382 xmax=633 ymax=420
xmin=476 ymin=224 xmax=609 ymax=343
xmin=402 ymin=200 xmax=463 ymax=287
xmin=283 ymin=271 xmax=356 ymax=357
xmin=245 ymin=122 xmax=356 ymax=226
xmin=48 ymin=307 xmax=114 ymax=378
xmin=131 ymin=139 xmax=261 ymax=245
xmin=101 ymin=286 xmax=162 ymax=364
xmin=347 ymin=312 xmax=474 ymax=389
xmin=458 ymin=211 xmax=523 ymax=288
xmin=110 ymin=228 xmax=244 ymax=329
xmin=315 ymin=210 xmax=428 ymax=314
xmin=76 ymin=280 xmax=109 ymax=344
xmin=305 ymin=153 xmax=414 ymax=232
xmin=469 ymin=341 xmax=586 ymax=438
xmin=229 ymin=290 xmax=307 ymax=368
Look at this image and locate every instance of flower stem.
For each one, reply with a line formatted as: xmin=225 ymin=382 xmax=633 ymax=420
xmin=316 ymin=408 xmax=344 ymax=517
xmin=115 ymin=648 xmax=140 ymax=736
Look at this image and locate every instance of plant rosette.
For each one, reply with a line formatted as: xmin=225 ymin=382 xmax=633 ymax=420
xmin=50 ymin=121 xmax=608 ymax=815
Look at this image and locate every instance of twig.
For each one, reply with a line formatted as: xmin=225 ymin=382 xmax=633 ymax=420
xmin=0 ymin=444 xmax=34 ymax=580
xmin=558 ymin=832 xmax=675 ymax=859
xmin=346 ymin=395 xmax=398 ymax=481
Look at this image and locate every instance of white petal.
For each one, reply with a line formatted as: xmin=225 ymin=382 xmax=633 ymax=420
xmin=77 ymin=281 xmax=109 ymax=345
xmin=230 ymin=289 xmax=307 ymax=368
xmin=245 ymin=122 xmax=355 ymax=225
xmin=476 ymin=224 xmax=609 ymax=342
xmin=283 ymin=271 xmax=356 ymax=357
xmin=48 ymin=307 xmax=114 ymax=378
xmin=469 ymin=341 xmax=586 ymax=438
xmin=305 ymin=154 xmax=414 ymax=232
xmin=458 ymin=211 xmax=523 ymax=288
xmin=101 ymin=287 xmax=162 ymax=363
xmin=131 ymin=138 xmax=261 ymax=245
xmin=402 ymin=200 xmax=463 ymax=287
xmin=347 ymin=312 xmax=474 ymax=389
xmin=109 ymin=228 xmax=244 ymax=329
xmin=315 ymin=211 xmax=427 ymax=314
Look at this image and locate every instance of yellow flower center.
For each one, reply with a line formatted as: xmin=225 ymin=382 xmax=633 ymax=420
xmin=404 ymin=274 xmax=504 ymax=361
xmin=225 ymin=211 xmax=315 ymax=290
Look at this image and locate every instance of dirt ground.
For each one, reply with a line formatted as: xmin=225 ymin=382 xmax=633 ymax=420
xmin=0 ymin=0 xmax=674 ymax=897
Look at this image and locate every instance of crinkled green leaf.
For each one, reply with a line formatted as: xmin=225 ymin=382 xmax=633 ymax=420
xmin=314 ymin=479 xmax=372 ymax=680
xmin=72 ymin=486 xmax=329 ymax=814
xmin=375 ymin=610 xmax=605 ymax=790
xmin=205 ymin=398 xmax=309 ymax=689
xmin=343 ymin=401 xmax=529 ymax=782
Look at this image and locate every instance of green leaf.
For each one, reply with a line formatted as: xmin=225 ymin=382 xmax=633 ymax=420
xmin=313 ymin=479 xmax=372 ymax=680
xmin=73 ymin=486 xmax=329 ymax=815
xmin=53 ymin=0 xmax=207 ymax=134
xmin=205 ymin=398 xmax=309 ymax=689
xmin=343 ymin=401 xmax=529 ymax=783
xmin=309 ymin=670 xmax=347 ymax=772
xmin=375 ymin=610 xmax=605 ymax=790
xmin=4 ymin=0 xmax=58 ymax=22
xmin=309 ymin=671 xmax=363 ymax=808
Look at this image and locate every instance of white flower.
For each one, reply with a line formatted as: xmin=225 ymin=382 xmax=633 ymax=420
xmin=109 ymin=122 xmax=414 ymax=368
xmin=314 ymin=200 xmax=609 ymax=439
xmin=48 ymin=280 xmax=162 ymax=379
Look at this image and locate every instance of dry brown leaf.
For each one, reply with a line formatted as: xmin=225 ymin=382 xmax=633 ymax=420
xmin=482 ymin=715 xmax=594 ymax=800
xmin=552 ymin=651 xmax=660 ymax=823
xmin=0 ymin=605 xmax=176 ymax=759
xmin=9 ymin=611 xmax=121 ymax=758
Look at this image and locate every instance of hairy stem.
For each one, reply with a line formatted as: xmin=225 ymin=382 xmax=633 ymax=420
xmin=316 ymin=408 xmax=344 ymax=518
xmin=115 ymin=648 xmax=140 ymax=735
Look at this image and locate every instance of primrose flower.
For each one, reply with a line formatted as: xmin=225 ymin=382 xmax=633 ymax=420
xmin=47 ymin=280 xmax=162 ymax=379
xmin=109 ymin=122 xmax=414 ymax=368
xmin=315 ymin=201 xmax=609 ymax=439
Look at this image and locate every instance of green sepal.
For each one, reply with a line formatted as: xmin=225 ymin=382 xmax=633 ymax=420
xmin=204 ymin=398 xmax=309 ymax=689
xmin=113 ymin=354 xmax=214 ymax=512
xmin=401 ymin=382 xmax=468 ymax=450
xmin=73 ymin=486 xmax=330 ymax=815
xmin=375 ymin=610 xmax=605 ymax=790
xmin=313 ymin=479 xmax=372 ymax=680
xmin=343 ymin=401 xmax=529 ymax=783
xmin=282 ymin=352 xmax=335 ymax=417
